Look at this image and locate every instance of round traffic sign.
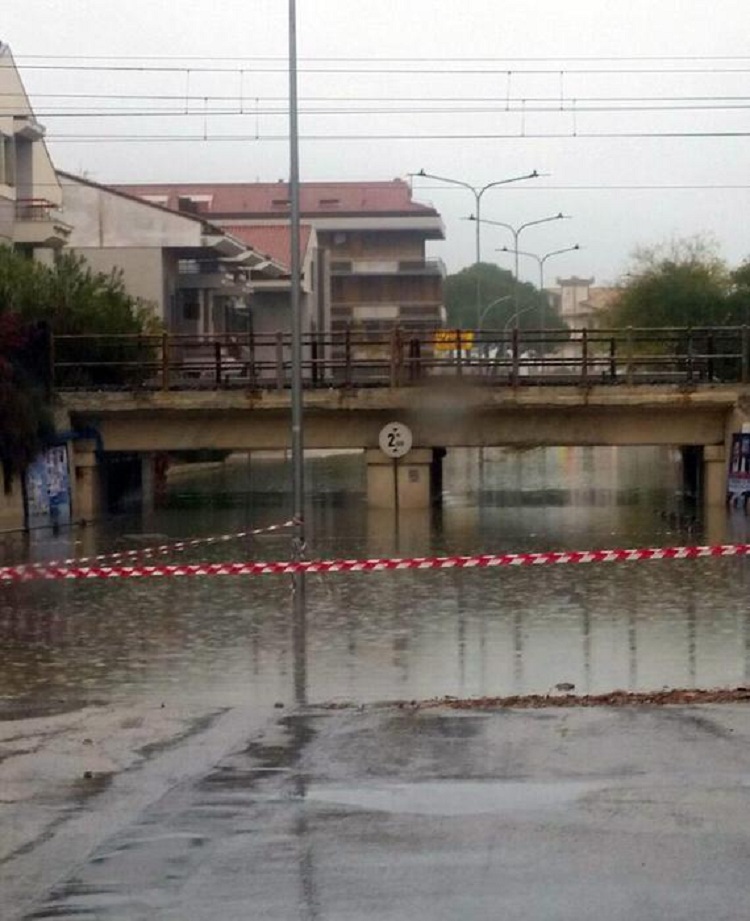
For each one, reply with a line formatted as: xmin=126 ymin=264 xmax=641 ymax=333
xmin=379 ymin=422 xmax=413 ymax=459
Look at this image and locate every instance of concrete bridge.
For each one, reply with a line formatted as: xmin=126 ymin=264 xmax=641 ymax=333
xmin=59 ymin=380 xmax=750 ymax=516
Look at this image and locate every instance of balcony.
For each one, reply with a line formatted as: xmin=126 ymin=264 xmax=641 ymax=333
xmin=329 ymin=258 xmax=446 ymax=277
xmin=13 ymin=199 xmax=72 ymax=248
xmin=177 ymin=260 xmax=252 ymax=294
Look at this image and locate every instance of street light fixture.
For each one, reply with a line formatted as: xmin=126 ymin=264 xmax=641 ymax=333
xmin=411 ymin=168 xmax=540 ymax=326
xmin=478 ymin=294 xmax=513 ymax=329
xmin=496 ymin=244 xmax=582 ymax=293
xmin=468 ymin=212 xmax=570 ymax=285
xmin=497 ymin=244 xmax=582 ymax=360
xmin=503 ymin=302 xmax=540 ymax=333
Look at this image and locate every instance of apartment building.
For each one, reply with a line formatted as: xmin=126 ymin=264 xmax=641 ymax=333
xmin=0 ymin=42 xmax=71 ymax=258
xmin=548 ymin=276 xmax=618 ymax=329
xmin=59 ymin=172 xmax=285 ymax=336
xmin=114 ymin=179 xmax=446 ymax=339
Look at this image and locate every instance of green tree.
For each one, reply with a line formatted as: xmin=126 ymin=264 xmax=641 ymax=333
xmin=445 ymin=262 xmax=564 ymax=330
xmin=606 ymin=238 xmax=730 ymax=328
xmin=0 ymin=314 xmax=53 ymax=492
xmin=725 ymin=259 xmax=750 ymax=325
xmin=0 ymin=246 xmax=159 ymax=488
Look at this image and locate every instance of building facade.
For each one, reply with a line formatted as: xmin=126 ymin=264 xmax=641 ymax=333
xmin=548 ymin=276 xmax=618 ymax=330
xmin=59 ymin=172 xmax=285 ymax=337
xmin=0 ymin=42 xmax=71 ymax=258
xmin=114 ymin=180 xmax=446 ymax=342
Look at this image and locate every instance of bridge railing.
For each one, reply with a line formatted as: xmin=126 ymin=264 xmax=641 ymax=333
xmin=49 ymin=325 xmax=750 ymax=391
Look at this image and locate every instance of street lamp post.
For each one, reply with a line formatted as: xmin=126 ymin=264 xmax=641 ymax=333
xmin=503 ymin=302 xmax=540 ymax=333
xmin=497 ymin=244 xmax=581 ymax=362
xmin=478 ymin=294 xmax=512 ymax=329
xmin=412 ymin=168 xmax=539 ymax=327
xmin=467 ymin=212 xmax=569 ymax=296
xmin=288 ymin=0 xmax=303 ymax=558
xmin=497 ymin=244 xmax=581 ymax=297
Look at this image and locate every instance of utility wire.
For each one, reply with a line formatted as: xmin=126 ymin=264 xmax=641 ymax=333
xmin=14 ymin=53 xmax=750 ymax=62
xmin=14 ymin=63 xmax=750 ymax=75
xmin=4 ymin=103 xmax=750 ymax=118
xmin=45 ymin=130 xmax=750 ymax=142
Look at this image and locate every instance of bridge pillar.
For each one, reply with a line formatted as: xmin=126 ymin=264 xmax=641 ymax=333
xmin=703 ymin=445 xmax=727 ymax=508
xmin=71 ymin=440 xmax=102 ymax=522
xmin=140 ymin=453 xmax=156 ymax=515
xmin=365 ymin=448 xmax=436 ymax=509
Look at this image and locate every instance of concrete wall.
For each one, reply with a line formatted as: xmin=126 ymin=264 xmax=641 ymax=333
xmin=320 ymin=229 xmax=425 ymax=261
xmin=0 ymin=195 xmax=12 ymax=244
xmin=0 ymin=478 xmax=25 ymax=531
xmin=61 ymin=385 xmax=740 ymax=454
xmin=0 ymin=45 xmax=64 ymax=241
xmin=61 ymin=178 xmax=204 ymax=249
xmin=72 ymin=247 xmax=164 ymax=317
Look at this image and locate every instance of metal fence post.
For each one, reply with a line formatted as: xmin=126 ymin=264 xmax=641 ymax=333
xmin=511 ymin=326 xmax=519 ymax=387
xmin=389 ymin=326 xmax=399 ymax=387
xmin=581 ymin=328 xmax=589 ymax=384
xmin=214 ymin=340 xmax=222 ymax=387
xmin=161 ymin=332 xmax=169 ymax=391
xmin=626 ymin=326 xmax=634 ymax=385
xmin=276 ymin=331 xmax=285 ymax=390
xmin=247 ymin=329 xmax=256 ymax=389
xmin=344 ymin=323 xmax=352 ymax=388
xmin=742 ymin=326 xmax=749 ymax=384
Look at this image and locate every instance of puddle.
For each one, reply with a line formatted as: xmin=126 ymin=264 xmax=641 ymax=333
xmin=307 ymin=779 xmax=602 ymax=816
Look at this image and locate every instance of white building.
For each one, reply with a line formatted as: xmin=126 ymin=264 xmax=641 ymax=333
xmin=0 ymin=42 xmax=71 ymax=258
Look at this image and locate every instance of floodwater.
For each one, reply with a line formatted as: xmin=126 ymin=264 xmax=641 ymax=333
xmin=2 ymin=446 xmax=750 ymax=713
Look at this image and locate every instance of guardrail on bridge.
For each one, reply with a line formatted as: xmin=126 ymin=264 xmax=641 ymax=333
xmin=47 ymin=325 xmax=750 ymax=391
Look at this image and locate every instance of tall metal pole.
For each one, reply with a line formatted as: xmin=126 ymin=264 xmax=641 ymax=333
xmin=288 ymin=0 xmax=304 ymax=557
xmin=414 ymin=170 xmax=539 ymax=330
xmin=474 ymin=190 xmax=481 ymax=328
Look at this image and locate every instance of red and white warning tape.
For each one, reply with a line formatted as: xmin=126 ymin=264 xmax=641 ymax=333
xmin=5 ymin=519 xmax=297 ymax=573
xmin=1 ymin=542 xmax=749 ymax=583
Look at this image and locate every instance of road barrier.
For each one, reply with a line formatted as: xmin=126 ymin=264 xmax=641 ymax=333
xmin=2 ymin=542 xmax=750 ymax=584
xmin=2 ymin=519 xmax=297 ymax=574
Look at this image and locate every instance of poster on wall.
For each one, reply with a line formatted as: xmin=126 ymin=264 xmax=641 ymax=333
xmin=24 ymin=444 xmax=72 ymax=530
xmin=727 ymin=432 xmax=750 ymax=506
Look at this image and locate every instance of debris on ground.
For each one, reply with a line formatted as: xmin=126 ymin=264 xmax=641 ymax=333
xmin=414 ymin=687 xmax=750 ymax=710
xmin=317 ymin=687 xmax=750 ymax=712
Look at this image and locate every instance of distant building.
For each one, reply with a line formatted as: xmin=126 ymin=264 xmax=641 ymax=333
xmin=0 ymin=42 xmax=71 ymax=259
xmin=547 ymin=277 xmax=618 ymax=330
xmin=59 ymin=172 xmax=285 ymax=335
xmin=113 ymin=180 xmax=446 ymax=338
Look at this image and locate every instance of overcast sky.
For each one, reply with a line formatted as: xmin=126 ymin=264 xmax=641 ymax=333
xmin=4 ymin=0 xmax=750 ymax=285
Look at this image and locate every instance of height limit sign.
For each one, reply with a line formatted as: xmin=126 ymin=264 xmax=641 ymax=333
xmin=379 ymin=422 xmax=413 ymax=459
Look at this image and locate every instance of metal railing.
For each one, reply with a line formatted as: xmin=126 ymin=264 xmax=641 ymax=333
xmin=47 ymin=325 xmax=750 ymax=392
xmin=14 ymin=198 xmax=60 ymax=221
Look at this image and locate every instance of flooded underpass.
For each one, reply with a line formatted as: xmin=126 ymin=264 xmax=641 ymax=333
xmin=3 ymin=446 xmax=750 ymax=919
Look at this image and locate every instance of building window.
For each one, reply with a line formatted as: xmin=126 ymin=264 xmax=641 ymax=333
xmin=0 ymin=133 xmax=16 ymax=186
xmin=182 ymin=298 xmax=200 ymax=321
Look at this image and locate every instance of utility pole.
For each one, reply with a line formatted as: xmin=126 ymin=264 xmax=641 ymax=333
xmin=288 ymin=0 xmax=304 ymax=558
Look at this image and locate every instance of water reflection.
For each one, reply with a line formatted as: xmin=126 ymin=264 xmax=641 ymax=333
xmin=2 ymin=446 xmax=750 ymax=715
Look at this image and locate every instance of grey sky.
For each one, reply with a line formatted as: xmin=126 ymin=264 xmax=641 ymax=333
xmin=4 ymin=0 xmax=750 ymax=284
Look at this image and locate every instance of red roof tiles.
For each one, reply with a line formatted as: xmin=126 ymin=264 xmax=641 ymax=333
xmin=113 ymin=179 xmax=437 ymax=218
xmin=222 ymin=224 xmax=313 ymax=272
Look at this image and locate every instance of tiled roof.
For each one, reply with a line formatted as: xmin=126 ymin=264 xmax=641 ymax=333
xmin=112 ymin=179 xmax=438 ymax=218
xmin=222 ymin=224 xmax=313 ymax=272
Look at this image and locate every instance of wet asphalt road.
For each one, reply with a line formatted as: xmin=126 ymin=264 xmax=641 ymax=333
xmin=18 ymin=703 xmax=750 ymax=920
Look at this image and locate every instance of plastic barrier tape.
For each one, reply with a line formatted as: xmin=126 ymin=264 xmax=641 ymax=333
xmin=2 ymin=543 xmax=750 ymax=583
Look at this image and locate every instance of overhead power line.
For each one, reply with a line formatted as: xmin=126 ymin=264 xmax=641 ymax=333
xmin=14 ymin=63 xmax=750 ymax=75
xmin=4 ymin=101 xmax=750 ymax=118
xmin=13 ymin=53 xmax=750 ymax=63
xmin=45 ymin=130 xmax=750 ymax=143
